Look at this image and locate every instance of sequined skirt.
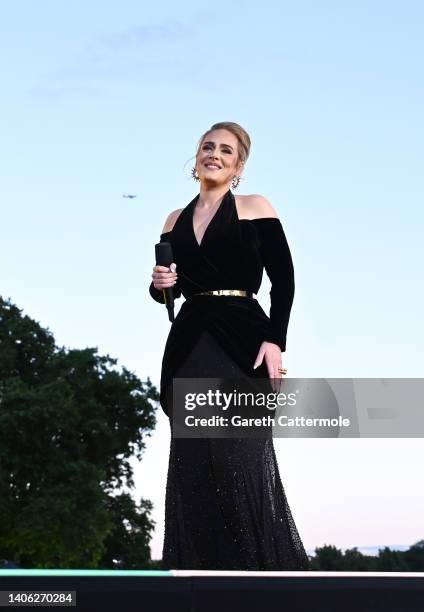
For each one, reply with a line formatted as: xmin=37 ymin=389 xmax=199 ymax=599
xmin=161 ymin=329 xmax=309 ymax=570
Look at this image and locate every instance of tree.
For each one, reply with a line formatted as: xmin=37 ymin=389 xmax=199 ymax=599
xmin=376 ymin=547 xmax=409 ymax=571
xmin=99 ymin=493 xmax=154 ymax=569
xmin=0 ymin=296 xmax=158 ymax=568
xmin=310 ymin=544 xmax=344 ymax=570
xmin=342 ymin=547 xmax=375 ymax=571
xmin=310 ymin=543 xmax=424 ymax=572
xmin=403 ymin=540 xmax=424 ymax=571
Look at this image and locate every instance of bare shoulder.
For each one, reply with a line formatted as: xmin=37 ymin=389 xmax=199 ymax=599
xmin=236 ymin=194 xmax=279 ymax=220
xmin=161 ymin=208 xmax=184 ymax=233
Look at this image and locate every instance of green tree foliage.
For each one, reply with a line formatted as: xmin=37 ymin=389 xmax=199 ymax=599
xmin=403 ymin=540 xmax=424 ymax=571
xmin=342 ymin=547 xmax=375 ymax=571
xmin=311 ymin=541 xmax=424 ymax=571
xmin=99 ymin=493 xmax=154 ymax=569
xmin=310 ymin=544 xmax=345 ymax=570
xmin=376 ymin=546 xmax=409 ymax=571
xmin=0 ymin=296 xmax=158 ymax=568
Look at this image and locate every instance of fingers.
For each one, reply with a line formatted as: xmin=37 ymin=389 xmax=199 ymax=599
xmin=263 ymin=351 xmax=283 ymax=393
xmin=265 ymin=361 xmax=282 ymax=393
xmin=153 ymin=263 xmax=177 ymax=273
xmin=152 ymin=262 xmax=178 ymax=289
xmin=253 ymin=343 xmax=284 ymax=393
xmin=253 ymin=345 xmax=265 ymax=370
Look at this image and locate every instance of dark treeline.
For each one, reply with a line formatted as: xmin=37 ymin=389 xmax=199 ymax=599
xmin=309 ymin=541 xmax=424 ymax=571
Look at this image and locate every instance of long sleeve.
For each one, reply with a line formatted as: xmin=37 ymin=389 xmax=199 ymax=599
xmin=149 ymin=232 xmax=182 ymax=304
xmin=258 ymin=219 xmax=295 ymax=352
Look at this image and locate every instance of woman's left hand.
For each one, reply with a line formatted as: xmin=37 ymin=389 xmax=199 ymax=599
xmin=253 ymin=341 xmax=283 ymax=392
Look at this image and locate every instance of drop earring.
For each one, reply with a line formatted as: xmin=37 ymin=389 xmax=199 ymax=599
xmin=231 ymin=175 xmax=241 ymax=189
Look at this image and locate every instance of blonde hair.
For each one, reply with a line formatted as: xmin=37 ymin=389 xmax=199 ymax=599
xmin=196 ymin=122 xmax=251 ymax=167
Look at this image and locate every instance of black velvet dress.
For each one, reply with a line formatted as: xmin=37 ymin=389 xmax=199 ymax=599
xmin=149 ymin=188 xmax=309 ymax=570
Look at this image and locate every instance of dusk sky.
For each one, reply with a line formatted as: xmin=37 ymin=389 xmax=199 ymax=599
xmin=1 ymin=0 xmax=423 ymax=559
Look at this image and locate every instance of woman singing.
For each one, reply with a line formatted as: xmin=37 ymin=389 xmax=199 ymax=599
xmin=149 ymin=122 xmax=309 ymax=570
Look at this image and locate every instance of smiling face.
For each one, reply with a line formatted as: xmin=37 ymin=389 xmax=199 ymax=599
xmin=195 ymin=128 xmax=244 ymax=188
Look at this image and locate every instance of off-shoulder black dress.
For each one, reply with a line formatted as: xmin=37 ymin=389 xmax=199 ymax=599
xmin=149 ymin=188 xmax=309 ymax=570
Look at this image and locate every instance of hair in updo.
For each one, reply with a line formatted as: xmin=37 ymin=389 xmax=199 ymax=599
xmin=196 ymin=122 xmax=251 ymax=167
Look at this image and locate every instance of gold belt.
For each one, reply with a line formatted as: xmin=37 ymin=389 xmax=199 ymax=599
xmin=192 ymin=289 xmax=256 ymax=299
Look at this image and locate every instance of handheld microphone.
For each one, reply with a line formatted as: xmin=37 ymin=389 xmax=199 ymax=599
xmin=155 ymin=241 xmax=175 ymax=322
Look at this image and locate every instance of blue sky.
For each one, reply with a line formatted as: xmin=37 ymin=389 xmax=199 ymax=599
xmin=1 ymin=1 xmax=423 ymax=559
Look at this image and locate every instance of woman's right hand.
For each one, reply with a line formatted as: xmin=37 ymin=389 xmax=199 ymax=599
xmin=152 ymin=262 xmax=177 ymax=290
